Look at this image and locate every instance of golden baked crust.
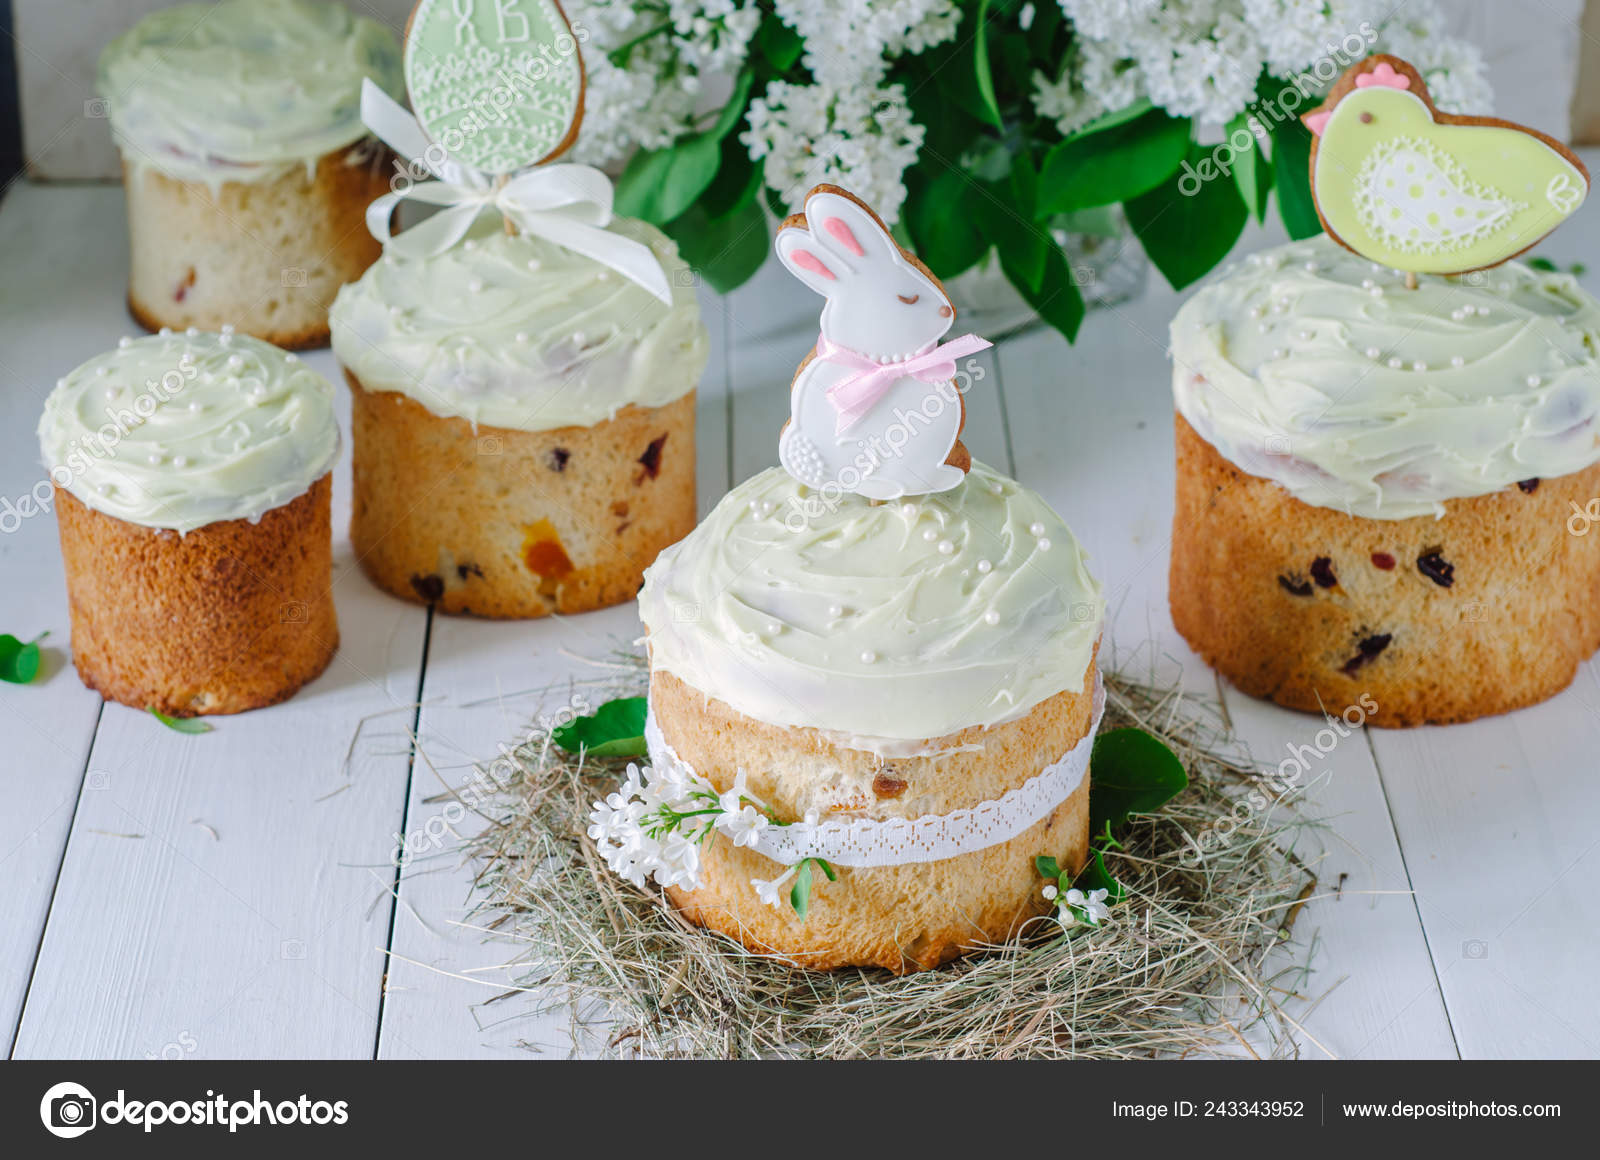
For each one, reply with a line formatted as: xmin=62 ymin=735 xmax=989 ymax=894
xmin=123 ymin=142 xmax=391 ymax=348
xmin=652 ymin=651 xmax=1097 ymax=973
xmin=1170 ymin=414 xmax=1600 ymax=726
xmin=54 ymin=474 xmax=338 ymax=716
xmin=346 ymin=372 xmax=696 ymax=618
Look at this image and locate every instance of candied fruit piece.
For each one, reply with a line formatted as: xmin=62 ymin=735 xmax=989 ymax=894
xmin=1310 ymin=557 xmax=1338 ymax=588
xmin=547 ymin=447 xmax=570 ymax=472
xmin=410 ymin=572 xmax=444 ymax=603
xmin=1517 ymin=478 xmax=1540 ymax=493
xmin=1417 ymin=550 xmax=1455 ymax=588
xmin=1340 ymin=633 xmax=1392 ymax=675
xmin=1371 ymin=552 xmax=1395 ymax=570
xmin=636 ymin=435 xmax=667 ymax=481
xmin=521 ymin=519 xmax=575 ymax=598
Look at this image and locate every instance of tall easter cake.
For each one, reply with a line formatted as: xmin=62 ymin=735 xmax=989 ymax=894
xmin=328 ymin=4 xmax=704 ymax=617
xmin=611 ymin=186 xmax=1106 ymax=972
xmin=40 ymin=330 xmax=341 ymax=715
xmin=98 ymin=0 xmax=400 ymax=347
xmin=1169 ymin=57 xmax=1600 ymax=726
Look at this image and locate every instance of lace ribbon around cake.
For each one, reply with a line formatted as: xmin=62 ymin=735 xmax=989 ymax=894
xmin=643 ymin=675 xmax=1106 ymax=869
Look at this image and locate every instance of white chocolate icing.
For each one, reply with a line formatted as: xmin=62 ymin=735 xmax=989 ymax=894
xmin=638 ymin=461 xmax=1105 ymax=755
xmin=39 ymin=330 xmax=340 ymax=534
xmin=329 ymin=218 xmax=707 ymax=432
xmin=97 ymin=0 xmax=401 ymax=187
xmin=1171 ymin=236 xmax=1600 ymax=520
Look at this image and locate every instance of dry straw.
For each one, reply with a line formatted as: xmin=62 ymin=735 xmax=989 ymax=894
xmin=455 ymin=656 xmax=1323 ymax=1058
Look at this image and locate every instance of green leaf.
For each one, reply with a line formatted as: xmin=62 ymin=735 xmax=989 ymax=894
xmin=905 ymin=167 xmax=989 ymax=280
xmin=971 ymin=0 xmax=1001 ymax=129
xmin=1060 ymin=98 xmax=1155 ymax=142
xmin=925 ymin=6 xmax=1002 ymax=129
xmin=1226 ymin=113 xmax=1271 ymax=224
xmin=707 ymin=70 xmax=755 ymax=143
xmin=1126 ymin=142 xmax=1249 ymax=291
xmin=977 ymin=180 xmax=1048 ymax=293
xmin=1088 ymin=727 xmax=1188 ymax=836
xmin=698 ymin=133 xmax=761 ymax=223
xmin=1035 ymin=854 xmax=1062 ymax=880
xmin=790 ymin=859 xmax=814 ymax=920
xmin=551 ymin=697 xmax=648 ymax=758
xmin=614 ymin=138 xmax=721 ymax=226
xmin=1269 ymin=112 xmax=1322 ymax=240
xmin=1071 ymin=848 xmax=1126 ymax=905
xmin=1037 ymin=108 xmax=1192 ymax=215
xmin=1007 ymin=242 xmax=1085 ymax=343
xmin=1526 ymin=256 xmax=1557 ymax=272
xmin=0 ymin=632 xmax=45 ymax=684
xmin=756 ymin=14 xmax=803 ymax=71
xmin=665 ymin=194 xmax=770 ymax=293
xmin=815 ymin=857 xmax=837 ymax=883
xmin=148 ymin=707 xmax=213 ymax=735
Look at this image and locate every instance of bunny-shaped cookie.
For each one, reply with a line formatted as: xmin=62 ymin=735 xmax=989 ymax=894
xmin=775 ymin=186 xmax=988 ymax=500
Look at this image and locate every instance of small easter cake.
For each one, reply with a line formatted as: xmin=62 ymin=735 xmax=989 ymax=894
xmin=328 ymin=4 xmax=704 ymax=618
xmin=1169 ymin=56 xmax=1600 ymax=727
xmin=40 ymin=330 xmax=340 ymax=716
xmin=98 ymin=0 xmax=400 ymax=346
xmin=610 ymin=186 xmax=1106 ymax=973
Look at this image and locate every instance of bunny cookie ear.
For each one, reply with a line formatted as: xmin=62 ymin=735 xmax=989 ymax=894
xmin=802 ymin=188 xmax=897 ymax=267
xmin=776 ymin=226 xmax=842 ymax=297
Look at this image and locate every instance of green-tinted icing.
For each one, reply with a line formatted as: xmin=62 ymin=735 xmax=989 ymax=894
xmin=97 ymin=0 xmax=401 ymax=187
xmin=404 ymin=0 xmax=583 ymax=174
xmin=1314 ymin=87 xmax=1587 ymax=274
xmin=39 ymin=330 xmax=340 ymax=534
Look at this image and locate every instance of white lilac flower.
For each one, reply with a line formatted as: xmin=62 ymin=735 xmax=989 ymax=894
xmin=771 ymin=0 xmax=961 ymax=89
xmin=742 ymin=80 xmax=924 ymax=225
xmin=752 ymin=865 xmax=799 ymax=908
xmin=1033 ymin=0 xmax=1492 ymax=136
xmin=1041 ymin=883 xmax=1059 ymax=901
xmin=720 ymin=804 xmax=771 ymax=848
xmin=717 ymin=769 xmax=751 ymax=816
xmin=1063 ymin=887 xmax=1113 ymax=926
xmin=564 ymin=0 xmax=763 ymax=166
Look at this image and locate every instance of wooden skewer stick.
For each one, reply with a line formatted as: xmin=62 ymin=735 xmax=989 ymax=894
xmin=1405 ymin=270 xmax=1418 ymax=290
xmin=496 ymin=174 xmax=516 ymax=236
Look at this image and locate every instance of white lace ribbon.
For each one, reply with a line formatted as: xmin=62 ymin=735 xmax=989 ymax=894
xmin=644 ymin=675 xmax=1105 ymax=869
xmin=358 ymin=80 xmax=672 ymax=304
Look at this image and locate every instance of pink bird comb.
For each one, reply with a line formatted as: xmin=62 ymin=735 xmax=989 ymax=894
xmin=1355 ymin=61 xmax=1411 ymax=91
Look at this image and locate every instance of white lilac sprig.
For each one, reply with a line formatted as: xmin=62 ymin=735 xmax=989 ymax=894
xmin=1041 ymin=882 xmax=1112 ymax=929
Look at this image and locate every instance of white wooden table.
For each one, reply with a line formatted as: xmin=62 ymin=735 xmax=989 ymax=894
xmin=2 ymin=174 xmax=1597 ymax=1061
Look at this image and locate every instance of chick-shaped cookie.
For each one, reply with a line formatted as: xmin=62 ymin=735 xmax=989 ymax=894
xmin=1303 ymin=55 xmax=1588 ymax=274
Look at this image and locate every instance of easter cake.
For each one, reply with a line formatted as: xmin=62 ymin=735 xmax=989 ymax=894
xmin=609 ymin=186 xmax=1107 ymax=972
xmin=98 ymin=0 xmax=400 ymax=347
xmin=1168 ymin=57 xmax=1600 ymax=726
xmin=40 ymin=330 xmax=340 ymax=716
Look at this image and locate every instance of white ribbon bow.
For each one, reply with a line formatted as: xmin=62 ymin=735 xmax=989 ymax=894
xmin=359 ymin=80 xmax=673 ymax=305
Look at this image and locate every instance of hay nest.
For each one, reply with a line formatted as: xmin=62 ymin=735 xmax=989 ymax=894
xmin=453 ymin=655 xmax=1323 ymax=1058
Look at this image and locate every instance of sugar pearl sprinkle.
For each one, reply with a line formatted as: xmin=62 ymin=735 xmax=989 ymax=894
xmin=937 ymin=539 xmax=954 ymax=555
xmin=977 ymin=559 xmax=993 ymax=574
xmin=860 ymin=650 xmax=877 ymax=664
xmin=827 ymin=603 xmax=845 ymax=619
xmin=984 ymin=610 xmax=1000 ymax=625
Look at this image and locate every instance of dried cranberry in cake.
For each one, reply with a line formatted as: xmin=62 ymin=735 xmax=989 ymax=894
xmin=410 ymin=572 xmax=444 ymax=602
xmin=1340 ymin=632 xmax=1392 ymax=675
xmin=872 ymin=770 xmax=908 ymax=799
xmin=1417 ymin=550 xmax=1455 ymax=588
xmin=1310 ymin=556 xmax=1338 ymax=587
xmin=546 ymin=447 xmax=570 ymax=472
xmin=1278 ymin=574 xmax=1314 ymax=596
xmin=636 ymin=435 xmax=667 ymax=481
xmin=1371 ymin=552 xmax=1395 ymax=570
xmin=1518 ymin=478 xmax=1540 ymax=493
xmin=456 ymin=562 xmax=483 ymax=581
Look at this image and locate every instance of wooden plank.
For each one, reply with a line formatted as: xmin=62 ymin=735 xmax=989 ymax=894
xmin=0 ymin=183 xmax=109 ymax=1050
xmin=376 ymin=290 xmax=732 ymax=1058
xmin=2 ymin=178 xmax=429 ymax=1056
xmin=994 ymin=244 xmax=1456 ymax=1059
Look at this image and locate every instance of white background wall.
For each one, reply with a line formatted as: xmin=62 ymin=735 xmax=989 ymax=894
xmin=11 ymin=0 xmax=1590 ymax=180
